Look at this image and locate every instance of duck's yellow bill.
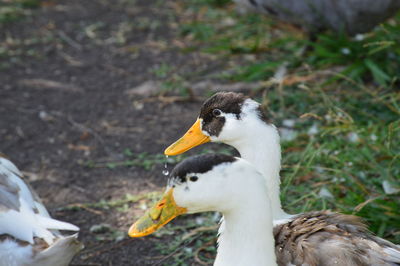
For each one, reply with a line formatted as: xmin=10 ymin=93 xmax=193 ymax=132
xmin=128 ymin=189 xmax=187 ymax=237
xmin=164 ymin=119 xmax=210 ymax=156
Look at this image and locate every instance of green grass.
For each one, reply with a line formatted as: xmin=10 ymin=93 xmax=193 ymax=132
xmin=0 ymin=0 xmax=55 ymax=69
xmin=308 ymin=29 xmax=400 ymax=86
xmin=154 ymin=213 xmax=218 ymax=265
xmin=0 ymin=0 xmax=40 ymax=24
xmin=272 ymin=79 xmax=400 ymax=240
xmin=147 ymin=0 xmax=400 ymax=263
xmin=178 ymin=0 xmax=400 ymax=86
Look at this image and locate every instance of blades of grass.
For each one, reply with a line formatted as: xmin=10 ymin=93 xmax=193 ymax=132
xmin=281 ymin=140 xmax=321 ymax=196
xmin=232 ymin=61 xmax=282 ymax=81
xmin=366 ymin=41 xmax=395 ymax=55
xmin=364 ymin=59 xmax=391 ymax=85
xmin=377 ymin=221 xmax=388 ymax=237
xmin=341 ymin=61 xmax=367 ymax=81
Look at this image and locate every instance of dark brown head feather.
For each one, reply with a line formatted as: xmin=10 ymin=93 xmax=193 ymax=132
xmin=199 ymin=92 xmax=248 ymax=119
xmin=199 ymin=92 xmax=247 ymax=137
xmin=256 ymin=105 xmax=272 ymax=124
xmin=198 ymin=92 xmax=273 ymax=136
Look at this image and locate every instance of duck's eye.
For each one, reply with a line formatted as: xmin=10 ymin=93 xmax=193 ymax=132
xmin=189 ymin=176 xmax=198 ymax=182
xmin=212 ymin=109 xmax=222 ymax=117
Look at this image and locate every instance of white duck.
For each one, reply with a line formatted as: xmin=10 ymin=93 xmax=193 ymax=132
xmin=129 ymin=154 xmax=400 ymax=266
xmin=165 ymin=91 xmax=290 ymax=223
xmin=0 ymin=155 xmax=83 ymax=266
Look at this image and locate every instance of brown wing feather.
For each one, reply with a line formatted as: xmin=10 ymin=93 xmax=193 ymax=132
xmin=274 ymin=211 xmax=400 ymax=266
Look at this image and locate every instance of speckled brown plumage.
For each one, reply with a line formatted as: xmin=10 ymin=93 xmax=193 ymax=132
xmin=274 ymin=211 xmax=400 ymax=266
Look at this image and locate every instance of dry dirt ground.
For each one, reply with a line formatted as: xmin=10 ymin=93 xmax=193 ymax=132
xmin=0 ymin=0 xmax=228 ymax=265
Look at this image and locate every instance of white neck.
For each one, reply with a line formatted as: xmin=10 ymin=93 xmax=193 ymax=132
xmin=215 ymin=189 xmax=276 ymax=266
xmin=228 ymin=119 xmax=290 ymax=220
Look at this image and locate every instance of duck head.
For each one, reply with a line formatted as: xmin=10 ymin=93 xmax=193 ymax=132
xmin=128 ymin=154 xmax=264 ymax=237
xmin=164 ymin=92 xmax=271 ymax=156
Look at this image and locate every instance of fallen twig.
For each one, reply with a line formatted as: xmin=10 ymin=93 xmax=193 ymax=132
xmin=18 ymin=79 xmax=82 ymax=93
xmin=59 ymin=203 xmax=104 ymax=216
xmin=57 ymin=30 xmax=83 ymax=51
xmin=182 ymin=225 xmax=218 ymax=241
xmin=153 ymin=233 xmax=204 ymax=266
xmin=194 ymin=238 xmax=215 ymax=265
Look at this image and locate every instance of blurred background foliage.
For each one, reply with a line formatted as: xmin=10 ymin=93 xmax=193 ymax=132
xmin=0 ymin=0 xmax=40 ymax=23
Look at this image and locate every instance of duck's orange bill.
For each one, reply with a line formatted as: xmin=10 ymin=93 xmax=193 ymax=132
xmin=164 ymin=119 xmax=210 ymax=156
xmin=128 ymin=189 xmax=187 ymax=238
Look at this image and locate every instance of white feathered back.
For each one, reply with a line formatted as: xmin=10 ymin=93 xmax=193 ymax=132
xmin=0 ymin=157 xmax=79 ymax=245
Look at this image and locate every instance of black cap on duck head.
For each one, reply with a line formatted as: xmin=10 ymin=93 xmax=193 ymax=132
xmin=170 ymin=154 xmax=237 ymax=184
xmin=199 ymin=92 xmax=270 ymax=137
